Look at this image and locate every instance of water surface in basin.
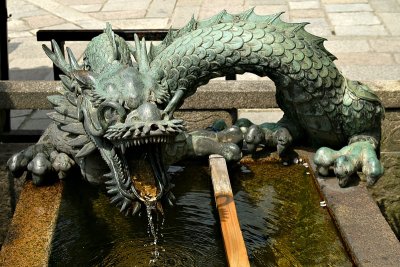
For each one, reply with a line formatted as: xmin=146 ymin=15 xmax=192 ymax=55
xmin=49 ymin=156 xmax=352 ymax=266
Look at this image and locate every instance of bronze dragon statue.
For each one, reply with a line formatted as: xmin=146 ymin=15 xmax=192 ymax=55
xmin=7 ymin=10 xmax=384 ymax=215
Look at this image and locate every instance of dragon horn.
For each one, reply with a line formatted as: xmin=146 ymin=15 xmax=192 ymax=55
xmin=42 ymin=40 xmax=72 ymax=75
xmin=105 ymin=22 xmax=118 ymax=60
xmin=134 ymin=34 xmax=150 ymax=72
xmin=66 ymin=47 xmax=80 ymax=70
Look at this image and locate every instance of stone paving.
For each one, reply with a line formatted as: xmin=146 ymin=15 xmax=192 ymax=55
xmin=5 ymin=0 xmax=400 ymax=130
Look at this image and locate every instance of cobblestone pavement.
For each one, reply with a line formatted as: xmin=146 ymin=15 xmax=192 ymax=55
xmin=6 ymin=0 xmax=400 ymax=130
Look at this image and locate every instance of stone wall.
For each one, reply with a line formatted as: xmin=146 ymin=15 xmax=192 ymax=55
xmin=370 ymin=111 xmax=400 ymax=237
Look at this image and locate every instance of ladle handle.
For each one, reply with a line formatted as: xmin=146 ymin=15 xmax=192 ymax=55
xmin=209 ymin=155 xmax=250 ymax=267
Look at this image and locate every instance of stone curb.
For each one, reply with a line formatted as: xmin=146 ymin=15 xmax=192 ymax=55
xmin=1 ymin=80 xmax=400 ymax=110
xmin=305 ymin=151 xmax=400 ymax=267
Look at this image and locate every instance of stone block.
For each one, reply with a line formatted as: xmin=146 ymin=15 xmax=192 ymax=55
xmin=306 ymin=25 xmax=333 ymax=37
xmin=107 ymin=18 xmax=169 ymax=30
xmin=176 ymin=0 xmax=203 ymax=7
xmin=174 ymin=110 xmax=235 ymax=131
xmin=290 ymin=17 xmax=329 ymax=25
xmin=74 ymin=20 xmax=105 ymax=29
xmin=7 ymin=20 xmax=31 ymax=32
xmin=91 ymin=10 xmax=147 ymax=20
xmin=238 ymin=108 xmax=283 ymax=124
xmin=370 ymin=0 xmax=400 ymax=12
xmin=8 ymin=31 xmax=33 ymax=39
xmin=310 ymin=155 xmax=400 ymax=266
xmin=394 ymin=53 xmax=400 ymax=64
xmin=328 ymin=12 xmax=381 ymax=26
xmin=334 ymin=25 xmax=388 ymax=36
xmin=56 ymin=0 xmax=106 ymax=5
xmin=19 ymin=118 xmax=51 ymax=131
xmin=334 ymin=52 xmax=394 ymax=65
xmin=9 ymin=58 xmax=53 ymax=81
xmin=36 ymin=23 xmax=81 ymax=31
xmin=251 ymin=6 xmax=288 ymax=20
xmin=338 ymin=65 xmax=400 ymax=80
xmin=325 ymin=39 xmax=371 ymax=53
xmin=369 ymin=38 xmax=400 ymax=52
xmin=0 ymin=181 xmax=63 ymax=266
xmin=146 ymin=0 xmax=177 ymax=18
xmin=200 ymin=0 xmax=243 ymax=7
xmin=10 ymin=110 xmax=32 ymax=117
xmin=8 ymin=5 xmax=48 ymax=20
xmin=236 ymin=73 xmax=265 ymax=80
xmin=10 ymin=116 xmax=26 ymax=130
xmin=199 ymin=6 xmax=245 ymax=19
xmin=9 ymin=110 xmax=33 ymax=131
xmin=325 ymin=3 xmax=372 ymax=12
xmin=23 ymin=14 xmax=66 ymax=29
xmin=31 ymin=110 xmax=51 ymax=120
xmin=64 ymin=41 xmax=90 ymax=62
xmin=102 ymin=0 xmax=151 ymax=12
xmin=71 ymin=4 xmax=103 ymax=13
xmin=289 ymin=1 xmax=320 ymax=10
xmin=290 ymin=9 xmax=325 ymax=18
xmin=322 ymin=0 xmax=367 ymax=3
xmin=247 ymin=0 xmax=283 ymax=5
xmin=378 ymin=13 xmax=400 ymax=35
xmin=171 ymin=6 xmax=200 ymax=28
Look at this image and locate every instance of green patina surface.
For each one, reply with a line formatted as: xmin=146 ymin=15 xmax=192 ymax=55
xmin=7 ymin=9 xmax=384 ymax=216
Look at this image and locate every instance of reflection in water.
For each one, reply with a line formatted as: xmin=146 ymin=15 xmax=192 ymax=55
xmin=49 ymin=158 xmax=352 ymax=267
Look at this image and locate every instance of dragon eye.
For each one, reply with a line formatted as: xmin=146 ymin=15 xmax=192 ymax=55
xmin=98 ymin=101 xmax=127 ymax=128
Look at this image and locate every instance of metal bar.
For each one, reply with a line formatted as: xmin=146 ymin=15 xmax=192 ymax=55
xmin=37 ymin=29 xmax=170 ymax=41
xmin=0 ymin=0 xmax=10 ymax=132
xmin=0 ymin=0 xmax=8 ymax=80
xmin=209 ymin=154 xmax=250 ymax=267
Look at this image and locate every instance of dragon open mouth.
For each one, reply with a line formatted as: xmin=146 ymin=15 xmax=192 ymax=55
xmin=101 ymin=116 xmax=185 ymax=215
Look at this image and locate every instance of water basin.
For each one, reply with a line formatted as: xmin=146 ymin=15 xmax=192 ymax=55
xmin=48 ymin=156 xmax=352 ymax=266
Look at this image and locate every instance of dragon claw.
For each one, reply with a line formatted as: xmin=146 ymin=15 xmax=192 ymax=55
xmin=7 ymin=144 xmax=75 ymax=184
xmin=314 ymin=141 xmax=384 ymax=187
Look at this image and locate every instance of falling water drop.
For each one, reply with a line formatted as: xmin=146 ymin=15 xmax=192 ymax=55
xmin=145 ymin=200 xmax=165 ymax=265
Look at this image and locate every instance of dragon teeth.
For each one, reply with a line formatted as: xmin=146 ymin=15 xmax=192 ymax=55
xmin=123 ymin=131 xmax=131 ymax=138
xmin=120 ymin=143 xmax=126 ymax=154
xmin=166 ymin=126 xmax=175 ymax=133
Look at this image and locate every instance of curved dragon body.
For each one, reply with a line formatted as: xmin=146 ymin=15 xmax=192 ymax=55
xmin=7 ymin=9 xmax=384 ymax=215
xmin=148 ymin=10 xmax=383 ymax=147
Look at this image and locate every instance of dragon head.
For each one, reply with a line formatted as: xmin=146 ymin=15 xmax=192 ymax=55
xmin=44 ymin=25 xmax=185 ymax=215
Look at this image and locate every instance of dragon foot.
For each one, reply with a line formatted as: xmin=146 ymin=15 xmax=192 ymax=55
xmin=188 ymin=126 xmax=243 ymax=162
xmin=244 ymin=124 xmax=293 ymax=157
xmin=7 ymin=144 xmax=75 ymax=185
xmin=314 ymin=141 xmax=383 ymax=187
